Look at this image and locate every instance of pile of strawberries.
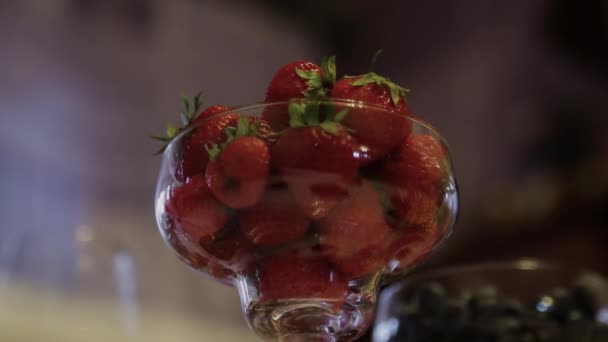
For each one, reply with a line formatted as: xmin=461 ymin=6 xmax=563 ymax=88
xmin=154 ymin=56 xmax=449 ymax=300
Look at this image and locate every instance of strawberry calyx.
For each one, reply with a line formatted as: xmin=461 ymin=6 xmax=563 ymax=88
xmin=295 ymin=56 xmax=336 ymax=99
xmin=179 ymin=92 xmax=204 ymax=126
xmin=287 ymin=102 xmax=348 ymax=135
xmin=348 ymin=72 xmax=410 ymax=107
xmin=321 ymin=55 xmax=337 ymax=87
xmin=206 ymin=117 xmax=262 ymax=161
xmin=150 ymin=93 xmax=204 ymax=155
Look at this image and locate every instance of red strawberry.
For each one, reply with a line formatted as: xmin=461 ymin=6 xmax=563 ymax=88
xmin=263 ymin=61 xmax=322 ymax=130
xmin=166 ymin=228 xmax=209 ymax=270
xmin=177 ymin=112 xmax=239 ymax=182
xmin=248 ymin=117 xmax=277 ymax=146
xmin=239 ymin=189 xmax=310 ymax=246
xmin=389 ymin=182 xmax=442 ymax=227
xmin=193 ymin=105 xmax=232 ymax=123
xmin=382 ymin=134 xmax=447 ymax=187
xmin=206 ymin=136 xmax=270 ymax=208
xmin=262 ymin=58 xmax=336 ymax=130
xmin=201 ymin=231 xmax=255 ymax=272
xmin=330 ymin=74 xmax=412 ymax=163
xmin=282 ymin=171 xmax=353 ymax=220
xmin=388 ymin=224 xmax=440 ymax=272
xmin=331 ymin=73 xmax=410 ymax=113
xmin=271 ymin=126 xmax=360 ymax=219
xmin=259 ymin=253 xmax=347 ymax=300
xmin=265 ymin=61 xmax=323 ymax=101
xmin=165 ymin=175 xmax=229 ymax=244
xmin=346 ymin=110 xmax=412 ymax=164
xmin=272 ymin=126 xmax=359 ymax=179
xmin=170 ymin=231 xmax=236 ymax=285
xmin=169 ymin=227 xmax=242 ymax=286
xmin=319 ymin=181 xmax=392 ymax=278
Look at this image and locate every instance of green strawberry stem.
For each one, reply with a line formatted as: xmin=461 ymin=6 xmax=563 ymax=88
xmin=287 ymin=102 xmax=348 ymax=135
xmin=151 ymin=92 xmax=204 ymax=155
xmin=180 ymin=92 xmax=203 ymax=126
xmin=206 ymin=117 xmax=261 ymax=161
xmin=295 ymin=69 xmax=325 ymax=98
xmin=295 ymin=55 xmax=337 ymax=99
xmin=369 ymin=49 xmax=383 ymax=72
xmin=349 ymin=72 xmax=410 ymax=107
xmin=321 ymin=55 xmax=337 ymax=87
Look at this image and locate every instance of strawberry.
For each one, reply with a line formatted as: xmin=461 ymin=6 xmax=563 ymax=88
xmin=206 ymin=131 xmax=270 ymax=208
xmin=258 ymin=253 xmax=347 ymax=300
xmin=319 ymin=181 xmax=392 ymax=278
xmin=345 ymin=109 xmax=411 ymax=164
xmin=262 ymin=57 xmax=336 ymax=129
xmin=271 ymin=120 xmax=360 ymax=219
xmin=330 ymin=73 xmax=412 ymax=163
xmin=281 ymin=170 xmax=353 ymax=220
xmin=382 ymin=134 xmax=447 ymax=187
xmin=265 ymin=61 xmax=324 ymax=102
xmin=239 ymin=189 xmax=310 ymax=246
xmin=388 ymin=223 xmax=440 ymax=272
xmin=272 ymin=125 xmax=359 ymax=180
xmin=177 ymin=113 xmax=239 ymax=181
xmin=331 ymin=73 xmax=410 ymax=113
xmin=165 ymin=174 xmax=229 ymax=244
xmin=201 ymin=231 xmax=255 ymax=273
xmin=169 ymin=227 xmax=241 ymax=286
xmin=166 ymin=228 xmax=209 ymax=270
xmin=192 ymin=105 xmax=232 ymax=123
xmin=150 ymin=94 xmax=237 ymax=182
xmin=389 ymin=182 xmax=442 ymax=228
xmin=247 ymin=117 xmax=277 ymax=146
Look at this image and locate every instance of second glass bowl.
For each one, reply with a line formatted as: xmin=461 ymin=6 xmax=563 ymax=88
xmin=374 ymin=259 xmax=608 ymax=342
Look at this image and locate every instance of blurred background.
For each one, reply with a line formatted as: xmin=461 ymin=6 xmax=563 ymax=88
xmin=0 ymin=0 xmax=606 ymax=340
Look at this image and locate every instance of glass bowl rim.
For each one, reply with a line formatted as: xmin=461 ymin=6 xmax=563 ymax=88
xmin=380 ymin=258 xmax=602 ymax=300
xmin=163 ymin=98 xmax=448 ymax=157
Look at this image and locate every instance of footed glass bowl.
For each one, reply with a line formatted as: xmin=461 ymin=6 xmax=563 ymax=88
xmin=374 ymin=259 xmax=608 ymax=342
xmin=154 ymin=99 xmax=459 ymax=341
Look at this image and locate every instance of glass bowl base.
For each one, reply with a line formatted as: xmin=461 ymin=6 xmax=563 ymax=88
xmin=246 ymin=299 xmax=374 ymax=341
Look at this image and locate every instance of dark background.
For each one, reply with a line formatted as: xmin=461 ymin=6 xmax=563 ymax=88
xmin=0 ymin=0 xmax=606 ymax=340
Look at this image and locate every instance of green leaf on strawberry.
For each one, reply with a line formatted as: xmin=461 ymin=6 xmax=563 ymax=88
xmin=321 ymin=55 xmax=337 ymax=86
xmin=149 ymin=134 xmax=173 ymax=142
xmin=206 ymin=117 xmax=263 ymax=161
xmin=288 ymin=103 xmax=307 ymax=128
xmin=295 ymin=68 xmax=325 ymax=98
xmin=319 ymin=121 xmax=340 ymax=135
xmin=180 ymin=92 xmax=203 ymax=126
xmin=303 ymin=103 xmax=321 ymax=126
xmin=205 ymin=144 xmax=222 ymax=161
xmin=287 ymin=102 xmax=348 ymax=135
xmin=334 ymin=109 xmax=348 ymax=122
xmin=166 ymin=123 xmax=179 ymax=138
xmin=295 ymin=55 xmax=336 ymax=99
xmin=349 ymin=72 xmax=410 ymax=106
xmin=151 ymin=92 xmax=204 ymax=155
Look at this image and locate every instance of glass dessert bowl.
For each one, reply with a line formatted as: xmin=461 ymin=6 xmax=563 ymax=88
xmin=154 ymin=99 xmax=459 ymax=341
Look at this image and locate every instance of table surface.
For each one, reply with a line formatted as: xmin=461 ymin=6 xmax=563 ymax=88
xmin=0 ymin=282 xmax=255 ymax=342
